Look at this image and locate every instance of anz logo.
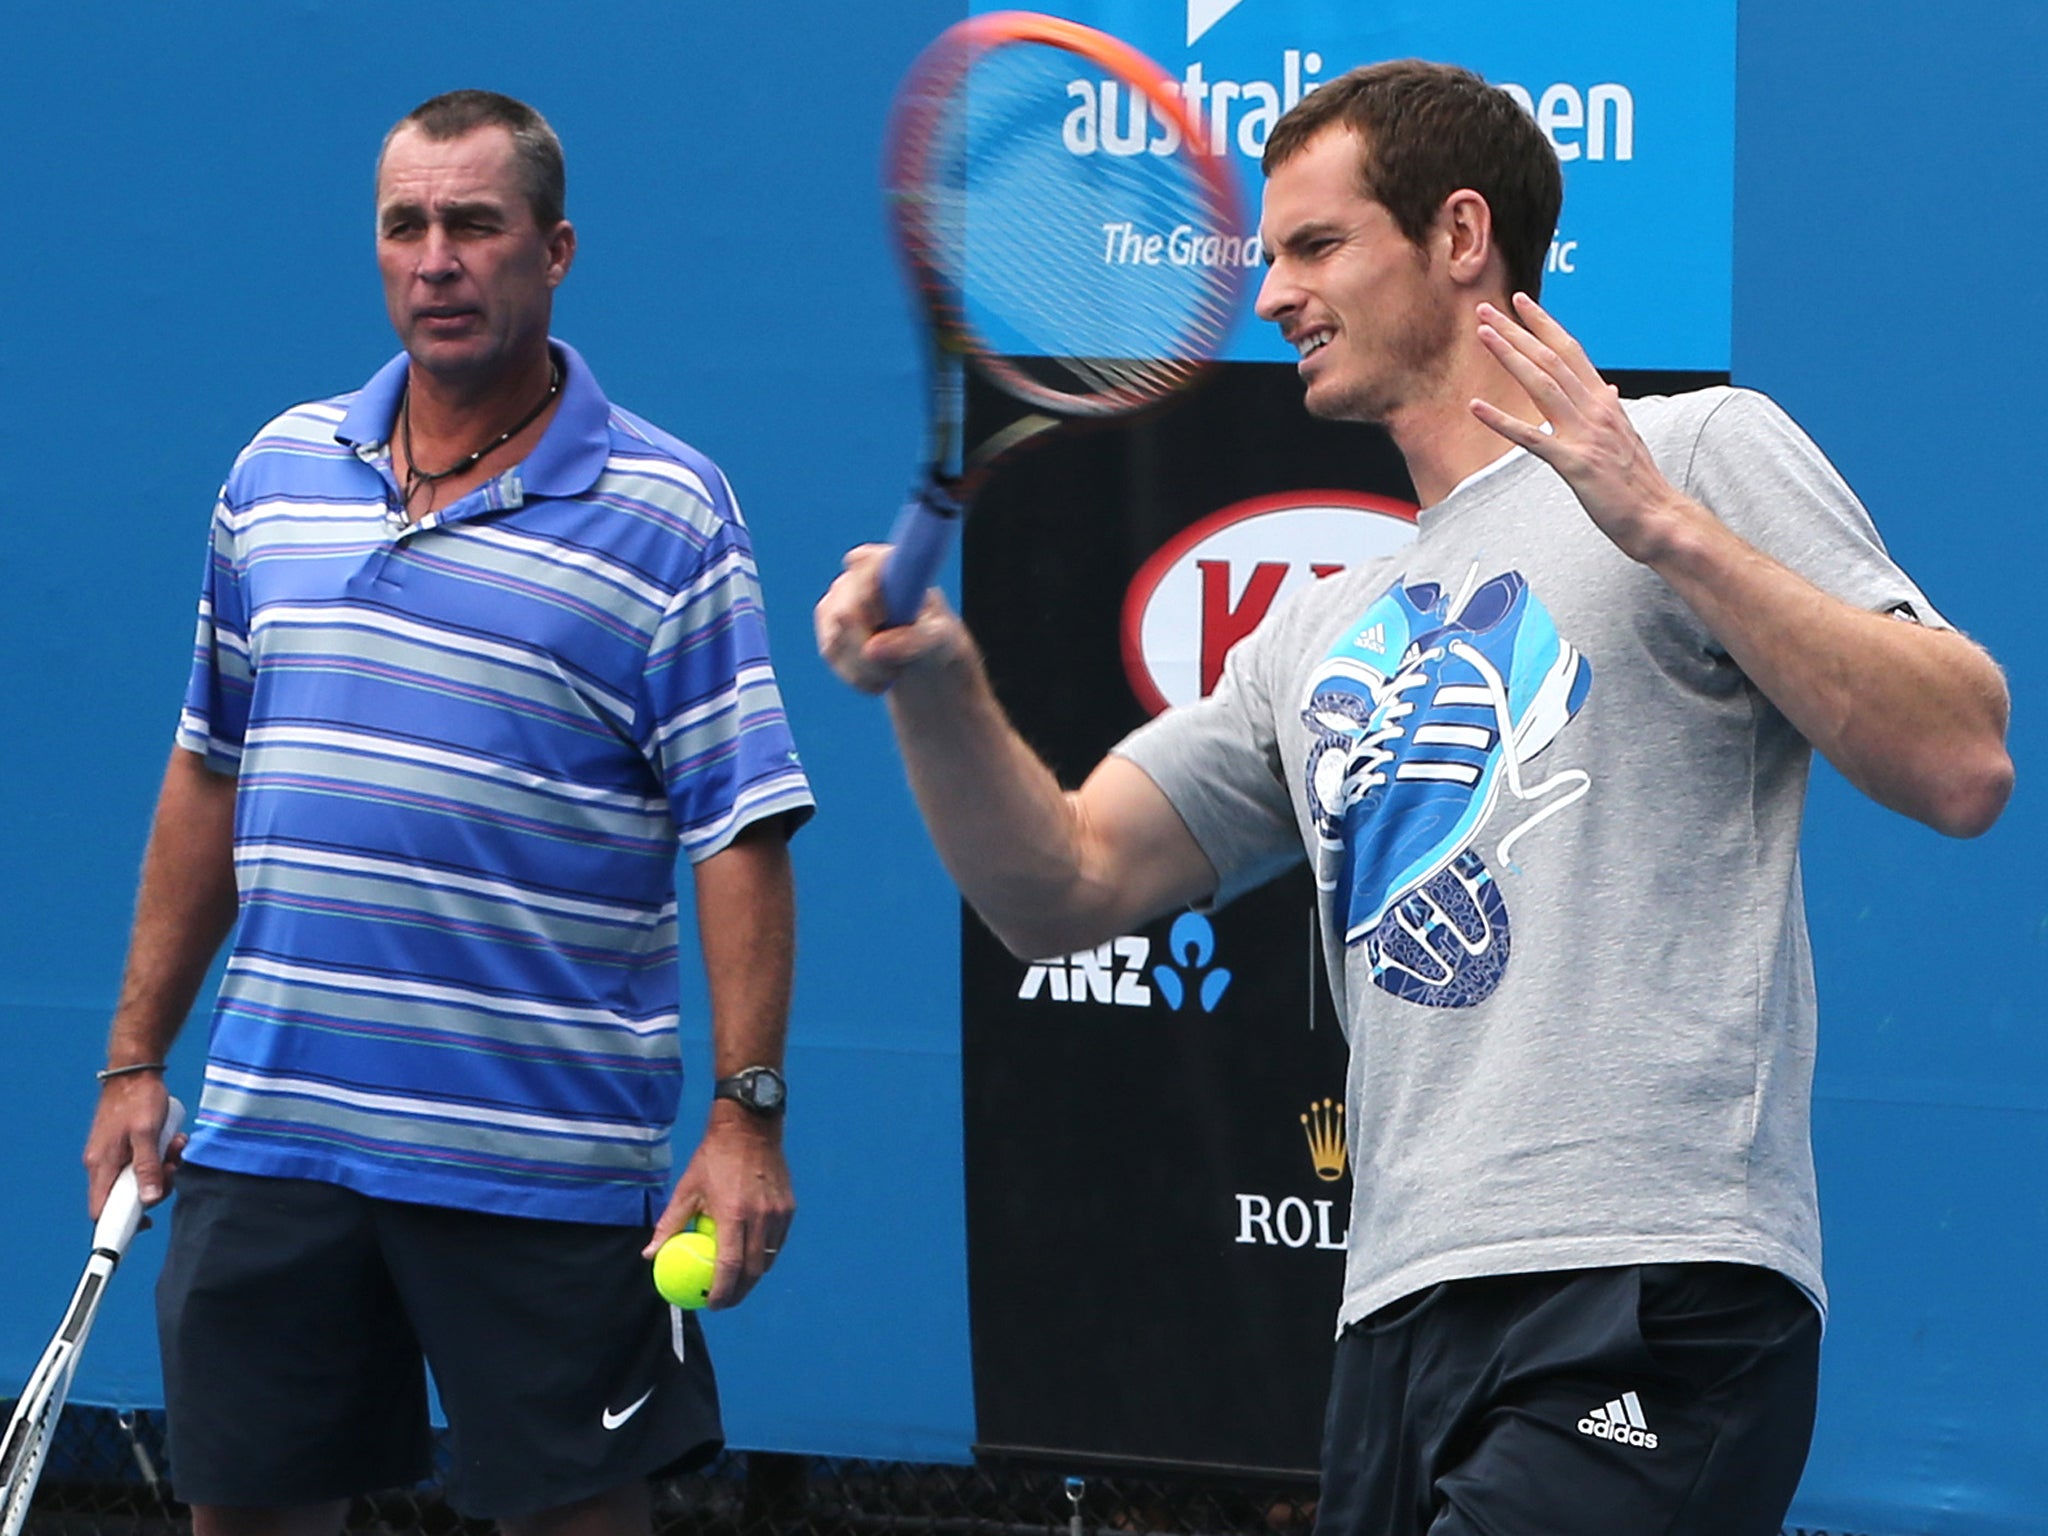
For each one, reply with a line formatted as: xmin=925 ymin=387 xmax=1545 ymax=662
xmin=1017 ymin=912 xmax=1233 ymax=1012
xmin=1017 ymin=935 xmax=1154 ymax=1007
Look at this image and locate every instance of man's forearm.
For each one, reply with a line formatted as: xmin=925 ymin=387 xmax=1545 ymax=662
xmin=87 ymin=747 xmax=239 ymax=1213
xmin=884 ymin=637 xmax=1110 ymax=953
xmin=886 ymin=635 xmax=1219 ymax=959
xmin=106 ymin=747 xmax=241 ymax=1064
xmin=667 ymin=822 xmax=799 ymax=1301
xmin=694 ymin=821 xmax=796 ymax=1080
xmin=816 ymin=551 xmax=1217 ymax=958
xmin=1646 ymin=507 xmax=2012 ymax=837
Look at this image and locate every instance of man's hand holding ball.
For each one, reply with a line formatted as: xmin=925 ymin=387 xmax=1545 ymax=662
xmin=653 ymin=1214 xmax=718 ymax=1310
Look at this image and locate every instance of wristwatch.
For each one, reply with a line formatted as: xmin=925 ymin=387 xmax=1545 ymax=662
xmin=713 ymin=1065 xmax=787 ymax=1116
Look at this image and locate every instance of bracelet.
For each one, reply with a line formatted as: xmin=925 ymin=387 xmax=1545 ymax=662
xmin=96 ymin=1062 xmax=168 ymax=1083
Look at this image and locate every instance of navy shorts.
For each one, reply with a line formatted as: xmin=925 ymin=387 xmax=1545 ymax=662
xmin=1316 ymin=1262 xmax=1820 ymax=1536
xmin=157 ymin=1163 xmax=722 ymax=1520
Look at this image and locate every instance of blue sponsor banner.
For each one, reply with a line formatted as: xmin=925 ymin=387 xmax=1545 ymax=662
xmin=970 ymin=0 xmax=1734 ymax=371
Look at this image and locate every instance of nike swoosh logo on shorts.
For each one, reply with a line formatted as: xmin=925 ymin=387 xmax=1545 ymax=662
xmin=601 ymin=1387 xmax=655 ymax=1431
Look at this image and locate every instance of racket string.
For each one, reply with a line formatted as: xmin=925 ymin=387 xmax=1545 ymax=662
xmin=897 ymin=35 xmax=1242 ymax=416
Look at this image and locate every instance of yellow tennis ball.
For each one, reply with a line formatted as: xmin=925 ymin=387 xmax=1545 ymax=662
xmin=689 ymin=1213 xmax=717 ymax=1239
xmin=653 ymin=1229 xmax=717 ymax=1309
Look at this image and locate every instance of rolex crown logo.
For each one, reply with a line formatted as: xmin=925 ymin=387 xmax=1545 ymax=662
xmin=1300 ymin=1097 xmax=1347 ymax=1183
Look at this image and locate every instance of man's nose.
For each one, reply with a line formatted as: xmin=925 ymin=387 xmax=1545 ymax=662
xmin=417 ymin=225 xmax=459 ymax=281
xmin=1253 ymin=263 xmax=1292 ymax=323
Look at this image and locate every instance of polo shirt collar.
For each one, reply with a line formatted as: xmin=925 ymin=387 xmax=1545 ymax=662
xmin=335 ymin=337 xmax=611 ymax=500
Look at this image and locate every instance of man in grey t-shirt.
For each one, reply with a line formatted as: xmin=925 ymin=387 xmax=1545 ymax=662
xmin=818 ymin=60 xmax=2011 ymax=1536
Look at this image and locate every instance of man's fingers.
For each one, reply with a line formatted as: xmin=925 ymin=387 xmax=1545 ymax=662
xmin=132 ymin=1128 xmax=187 ymax=1207
xmin=753 ymin=1217 xmax=790 ymax=1284
xmin=818 ymin=569 xmax=960 ymax=696
xmin=129 ymin=1128 xmax=165 ymax=1204
xmin=1470 ymin=397 xmax=1537 ymax=444
xmin=840 ymin=541 xmax=888 ymax=572
xmin=707 ymin=1215 xmax=776 ymax=1309
xmin=836 ymin=545 xmax=896 ymax=631
xmin=643 ymin=1209 xmax=690 ymax=1258
xmin=707 ymin=1194 xmax=796 ymax=1308
xmin=819 ymin=545 xmax=938 ymax=695
xmin=85 ymin=1157 xmax=118 ymax=1221
xmin=1509 ymin=291 xmax=1601 ymax=382
xmin=667 ymin=1196 xmax=785 ymax=1308
xmin=1476 ymin=319 xmax=1578 ymax=419
xmin=1502 ymin=293 xmax=1618 ymax=420
xmin=816 ymin=581 xmax=891 ymax=693
xmin=707 ymin=1221 xmax=746 ymax=1307
xmin=1478 ymin=300 xmax=1595 ymax=403
xmin=1470 ymin=397 xmax=1562 ymax=463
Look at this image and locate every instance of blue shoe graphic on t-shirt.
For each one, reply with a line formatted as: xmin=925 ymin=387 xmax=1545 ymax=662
xmin=1301 ymin=568 xmax=1592 ymax=1008
xmin=1369 ymin=849 xmax=1512 ymax=1007
xmin=1302 ymin=579 xmax=1444 ymax=866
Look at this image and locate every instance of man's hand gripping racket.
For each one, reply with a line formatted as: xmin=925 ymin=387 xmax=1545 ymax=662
xmin=0 ymin=1099 xmax=185 ymax=1536
xmin=875 ymin=10 xmax=1244 ymax=629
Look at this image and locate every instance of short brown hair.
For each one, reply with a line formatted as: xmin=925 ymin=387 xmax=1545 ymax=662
xmin=381 ymin=89 xmax=567 ymax=229
xmin=1263 ymin=61 xmax=1561 ymax=301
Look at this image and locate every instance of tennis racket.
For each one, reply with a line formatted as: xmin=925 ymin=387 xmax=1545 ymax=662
xmin=0 ymin=1098 xmax=185 ymax=1536
xmin=879 ymin=10 xmax=1246 ymax=625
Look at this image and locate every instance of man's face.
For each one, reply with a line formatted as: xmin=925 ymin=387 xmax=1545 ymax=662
xmin=375 ymin=124 xmax=572 ymax=385
xmin=1254 ymin=128 xmax=1455 ymax=425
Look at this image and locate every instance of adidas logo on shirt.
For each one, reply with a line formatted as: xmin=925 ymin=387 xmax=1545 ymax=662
xmin=1355 ymin=622 xmax=1387 ymax=656
xmin=1577 ymin=1390 xmax=1659 ymax=1449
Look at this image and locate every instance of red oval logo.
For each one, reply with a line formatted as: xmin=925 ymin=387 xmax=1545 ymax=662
xmin=1121 ymin=490 xmax=1418 ymax=716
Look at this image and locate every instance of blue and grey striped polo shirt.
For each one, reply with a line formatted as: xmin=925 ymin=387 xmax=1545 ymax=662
xmin=175 ymin=340 xmax=814 ymax=1224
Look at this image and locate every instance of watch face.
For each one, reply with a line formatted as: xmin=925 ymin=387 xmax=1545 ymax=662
xmin=724 ymin=1068 xmax=785 ymax=1112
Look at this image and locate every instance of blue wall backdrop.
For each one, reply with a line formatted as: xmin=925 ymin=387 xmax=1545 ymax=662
xmin=0 ymin=2 xmax=2040 ymax=1531
xmin=0 ymin=0 xmax=970 ymax=1466
xmin=1735 ymin=5 xmax=2046 ymax=1528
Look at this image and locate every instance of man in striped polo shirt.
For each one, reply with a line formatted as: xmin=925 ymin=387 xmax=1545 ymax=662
xmin=82 ymin=90 xmax=814 ymax=1536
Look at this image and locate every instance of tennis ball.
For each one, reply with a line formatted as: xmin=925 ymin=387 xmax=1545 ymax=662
xmin=653 ymin=1229 xmax=717 ymax=1309
xmin=689 ymin=1213 xmax=717 ymax=1239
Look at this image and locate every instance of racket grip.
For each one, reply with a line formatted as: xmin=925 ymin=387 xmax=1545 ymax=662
xmin=92 ymin=1096 xmax=186 ymax=1258
xmin=880 ymin=482 xmax=963 ymax=628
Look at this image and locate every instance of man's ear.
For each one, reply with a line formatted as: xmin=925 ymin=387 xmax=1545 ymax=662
xmin=1435 ymin=189 xmax=1496 ymax=289
xmin=546 ymin=220 xmax=577 ymax=288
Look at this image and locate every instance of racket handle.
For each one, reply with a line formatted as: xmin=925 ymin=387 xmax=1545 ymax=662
xmin=880 ymin=482 xmax=963 ymax=628
xmin=92 ymin=1096 xmax=186 ymax=1259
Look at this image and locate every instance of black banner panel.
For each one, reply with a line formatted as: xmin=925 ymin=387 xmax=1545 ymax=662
xmin=960 ymin=362 xmax=1724 ymax=1475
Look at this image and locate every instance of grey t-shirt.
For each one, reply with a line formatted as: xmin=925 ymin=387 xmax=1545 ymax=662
xmin=1117 ymin=387 xmax=1944 ymax=1330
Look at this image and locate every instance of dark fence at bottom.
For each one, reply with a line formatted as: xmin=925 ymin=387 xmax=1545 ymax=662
xmin=13 ymin=1405 xmax=1868 ymax=1536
